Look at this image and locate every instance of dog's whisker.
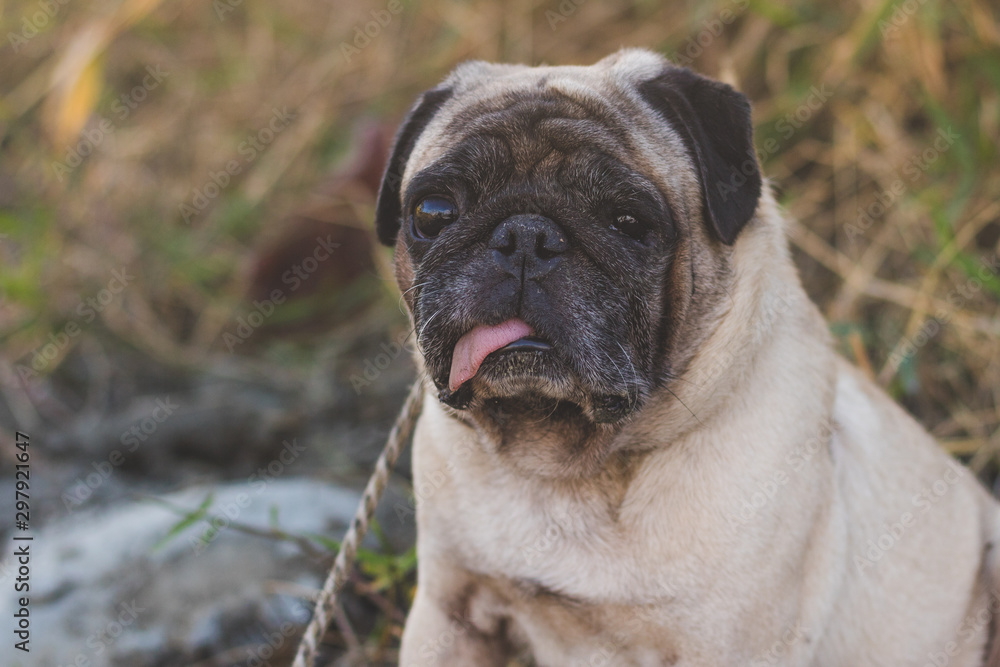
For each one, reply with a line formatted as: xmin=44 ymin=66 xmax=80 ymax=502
xmin=415 ymin=309 xmax=442 ymax=350
xmin=661 ymin=371 xmax=701 ymax=389
xmin=615 ymin=342 xmax=643 ymax=407
xmin=398 ymin=281 xmax=429 ymax=313
xmin=602 ymin=347 xmax=631 ymax=397
xmin=662 ymin=386 xmax=702 ymax=426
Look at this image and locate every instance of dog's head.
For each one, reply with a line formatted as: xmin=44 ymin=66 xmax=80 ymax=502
xmin=377 ymin=49 xmax=762 ymax=456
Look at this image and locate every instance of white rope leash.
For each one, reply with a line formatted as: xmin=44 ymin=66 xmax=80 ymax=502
xmin=292 ymin=377 xmax=425 ymax=667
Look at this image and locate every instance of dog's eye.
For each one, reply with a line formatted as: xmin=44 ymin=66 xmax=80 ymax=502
xmin=411 ymin=196 xmax=459 ymax=239
xmin=608 ymin=214 xmax=647 ymax=242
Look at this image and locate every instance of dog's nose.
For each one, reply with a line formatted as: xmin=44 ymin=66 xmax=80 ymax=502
xmin=488 ymin=214 xmax=567 ymax=278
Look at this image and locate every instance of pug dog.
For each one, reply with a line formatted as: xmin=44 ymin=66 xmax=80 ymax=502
xmin=374 ymin=49 xmax=1000 ymax=666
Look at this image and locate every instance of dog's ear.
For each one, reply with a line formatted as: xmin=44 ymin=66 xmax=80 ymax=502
xmin=375 ymin=87 xmax=453 ymax=246
xmin=638 ymin=67 xmax=761 ymax=245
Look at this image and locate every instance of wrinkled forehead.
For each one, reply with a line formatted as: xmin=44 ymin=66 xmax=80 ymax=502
xmin=407 ymin=88 xmax=624 ymax=175
xmin=406 ymin=94 xmax=638 ymax=194
xmin=401 ymin=61 xmax=694 ymax=199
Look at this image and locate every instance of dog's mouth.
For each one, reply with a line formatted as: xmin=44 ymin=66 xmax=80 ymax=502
xmin=448 ymin=318 xmax=553 ymax=392
xmin=437 ymin=316 xmax=638 ymax=424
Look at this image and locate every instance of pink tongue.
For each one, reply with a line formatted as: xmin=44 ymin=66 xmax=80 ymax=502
xmin=449 ymin=318 xmax=534 ymax=391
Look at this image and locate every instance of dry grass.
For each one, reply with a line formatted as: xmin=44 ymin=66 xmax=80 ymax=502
xmin=1 ymin=0 xmax=999 ymax=660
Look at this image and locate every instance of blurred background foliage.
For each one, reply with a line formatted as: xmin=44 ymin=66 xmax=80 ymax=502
xmin=3 ymin=0 xmax=998 ymax=454
xmin=0 ymin=0 xmax=999 ymax=661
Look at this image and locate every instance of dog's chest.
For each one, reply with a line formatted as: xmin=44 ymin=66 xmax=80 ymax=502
xmin=427 ymin=469 xmax=693 ymax=664
xmin=411 ymin=405 xmax=810 ymax=663
xmin=413 ymin=407 xmax=731 ymax=602
xmin=460 ymin=484 xmax=628 ymax=594
xmin=417 ymin=439 xmax=690 ymax=603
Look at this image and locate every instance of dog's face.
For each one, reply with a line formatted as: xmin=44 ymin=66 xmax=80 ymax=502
xmin=376 ymin=50 xmax=762 ymax=466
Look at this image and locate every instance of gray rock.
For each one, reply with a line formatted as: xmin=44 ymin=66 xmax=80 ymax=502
xmin=0 ymin=478 xmax=411 ymax=667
